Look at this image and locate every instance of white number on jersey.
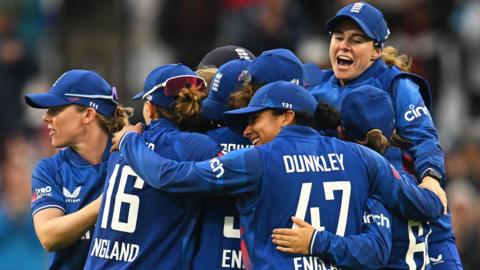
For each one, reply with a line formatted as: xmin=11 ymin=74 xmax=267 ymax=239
xmin=406 ymin=220 xmax=431 ymax=270
xmin=101 ymin=164 xmax=145 ymax=233
xmin=293 ymin=181 xmax=351 ymax=236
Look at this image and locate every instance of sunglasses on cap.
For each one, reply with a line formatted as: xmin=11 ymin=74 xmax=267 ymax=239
xmin=142 ymin=75 xmax=207 ymax=99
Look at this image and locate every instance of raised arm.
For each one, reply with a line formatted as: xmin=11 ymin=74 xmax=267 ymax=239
xmin=118 ymin=131 xmax=262 ymax=195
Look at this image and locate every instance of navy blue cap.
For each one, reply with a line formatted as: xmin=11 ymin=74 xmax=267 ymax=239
xmin=340 ymin=85 xmax=395 ymax=140
xmin=197 ymin=45 xmax=255 ymax=70
xmin=133 ymin=64 xmax=205 ymax=107
xmin=240 ymin=48 xmax=305 ymax=87
xmin=224 ymin=81 xmax=317 ymax=133
xmin=24 ymin=69 xmax=118 ymax=117
xmin=326 ymin=2 xmax=390 ymax=46
xmin=202 ymin=59 xmax=251 ymax=120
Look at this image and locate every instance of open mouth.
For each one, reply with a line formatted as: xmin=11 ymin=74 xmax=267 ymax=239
xmin=337 ymin=55 xmax=353 ymax=67
xmin=251 ymin=138 xmax=260 ymax=146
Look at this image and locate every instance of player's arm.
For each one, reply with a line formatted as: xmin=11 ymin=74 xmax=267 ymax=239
xmin=118 ymin=131 xmax=261 ymax=194
xmin=272 ymin=198 xmax=392 ymax=269
xmin=392 ymin=78 xmax=446 ymax=185
xmin=367 ymin=149 xmax=445 ymax=221
xmin=33 ymin=195 xmax=102 ymax=251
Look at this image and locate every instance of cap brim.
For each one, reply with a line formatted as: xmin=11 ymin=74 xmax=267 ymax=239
xmin=201 ymin=97 xmax=228 ymax=120
xmin=223 ymin=106 xmax=265 ymax=134
xmin=24 ymin=93 xmax=70 ymax=108
xmin=132 ymin=91 xmax=144 ymax=100
xmin=325 ymin=15 xmax=376 ymax=42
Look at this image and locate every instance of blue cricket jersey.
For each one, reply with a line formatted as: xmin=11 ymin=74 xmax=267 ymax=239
xmin=197 ymin=127 xmax=252 ymax=269
xmin=309 ymin=60 xmax=457 ymax=264
xmin=309 ymin=59 xmax=446 ymax=185
xmin=119 ymin=125 xmax=444 ymax=269
xmin=31 ymin=143 xmax=110 ymax=269
xmin=83 ymin=119 xmax=221 ymax=269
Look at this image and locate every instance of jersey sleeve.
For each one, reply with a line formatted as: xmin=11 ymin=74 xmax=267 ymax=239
xmin=311 ymin=197 xmax=392 ymax=269
xmin=119 ymin=131 xmax=262 ymax=195
xmin=31 ymin=158 xmax=66 ymax=217
xmin=391 ymin=78 xmax=446 ymax=185
xmin=362 ymin=146 xmax=444 ymax=221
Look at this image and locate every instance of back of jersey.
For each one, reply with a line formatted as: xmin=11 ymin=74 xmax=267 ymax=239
xmin=84 ymin=120 xmax=221 ymax=269
xmin=243 ymin=126 xmax=375 ymax=269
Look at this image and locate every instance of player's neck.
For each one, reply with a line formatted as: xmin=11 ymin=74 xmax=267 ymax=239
xmin=72 ymin=127 xmax=109 ymax=165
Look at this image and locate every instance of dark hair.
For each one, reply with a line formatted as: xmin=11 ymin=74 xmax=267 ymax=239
xmin=313 ymin=102 xmax=341 ymax=130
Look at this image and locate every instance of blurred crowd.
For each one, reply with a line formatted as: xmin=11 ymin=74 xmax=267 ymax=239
xmin=0 ymin=0 xmax=479 ymax=268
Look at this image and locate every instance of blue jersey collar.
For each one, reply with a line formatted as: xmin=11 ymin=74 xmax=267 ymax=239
xmin=65 ymin=138 xmax=111 ymax=166
xmin=145 ymin=118 xmax=178 ymax=133
xmin=330 ymin=59 xmax=388 ymax=87
xmin=277 ymin=125 xmax=320 ymax=139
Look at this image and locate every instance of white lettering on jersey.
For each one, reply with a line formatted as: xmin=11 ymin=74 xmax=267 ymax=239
xmin=210 ymin=158 xmax=225 ymax=178
xmin=222 ymin=249 xmax=244 ymax=269
xmin=90 ymin=238 xmax=139 ymax=262
xmin=63 ymin=186 xmax=81 ymax=203
xmin=220 ymin=143 xmax=252 ymax=154
xmin=404 ymin=104 xmax=430 ymax=121
xmin=293 ymin=256 xmax=339 ymax=270
xmin=363 ymin=212 xmax=391 ymax=228
xmin=283 ymin=154 xmax=344 ymax=173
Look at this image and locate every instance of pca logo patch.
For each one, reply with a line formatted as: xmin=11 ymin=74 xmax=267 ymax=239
xmin=63 ymin=186 xmax=82 ymax=203
xmin=32 ymin=186 xmax=53 ymax=202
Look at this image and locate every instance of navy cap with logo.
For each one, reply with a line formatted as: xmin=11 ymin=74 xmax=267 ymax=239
xmin=240 ymin=48 xmax=305 ymax=87
xmin=340 ymin=85 xmax=395 ymax=140
xmin=202 ymin=59 xmax=251 ymax=120
xmin=197 ymin=45 xmax=255 ymax=70
xmin=224 ymin=81 xmax=317 ymax=133
xmin=133 ymin=64 xmax=206 ymax=107
xmin=24 ymin=69 xmax=118 ymax=117
xmin=326 ymin=2 xmax=390 ymax=47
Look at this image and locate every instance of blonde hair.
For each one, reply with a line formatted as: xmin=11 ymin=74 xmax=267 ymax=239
xmin=355 ymin=129 xmax=390 ymax=155
xmin=196 ymin=67 xmax=217 ymax=94
xmin=382 ymin=46 xmax=412 ymax=72
xmin=96 ymin=105 xmax=134 ymax=135
xmin=155 ymin=85 xmax=208 ymax=131
xmin=74 ymin=104 xmax=133 ymax=135
xmin=228 ymin=83 xmax=264 ymax=109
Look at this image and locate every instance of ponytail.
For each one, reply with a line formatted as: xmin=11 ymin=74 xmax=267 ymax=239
xmin=382 ymin=46 xmax=412 ymax=72
xmin=355 ymin=129 xmax=390 ymax=155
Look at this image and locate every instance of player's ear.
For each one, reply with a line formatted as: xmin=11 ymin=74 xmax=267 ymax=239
xmin=282 ymin=110 xmax=295 ymax=127
xmin=82 ymin=107 xmax=97 ymax=124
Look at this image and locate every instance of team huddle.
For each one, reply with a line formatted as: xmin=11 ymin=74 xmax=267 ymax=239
xmin=26 ymin=2 xmax=463 ymax=270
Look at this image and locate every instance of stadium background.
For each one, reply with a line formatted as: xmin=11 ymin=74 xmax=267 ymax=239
xmin=0 ymin=0 xmax=479 ymax=268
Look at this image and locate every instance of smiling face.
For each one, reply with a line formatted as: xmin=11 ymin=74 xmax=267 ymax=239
xmin=42 ymin=105 xmax=87 ymax=148
xmin=329 ymin=20 xmax=382 ymax=86
xmin=242 ymin=110 xmax=287 ymax=146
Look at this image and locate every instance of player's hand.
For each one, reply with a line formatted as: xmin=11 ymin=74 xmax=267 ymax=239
xmin=271 ymin=217 xmax=315 ymax=255
xmin=111 ymin=123 xmax=144 ymax=153
xmin=420 ymin=176 xmax=448 ymax=215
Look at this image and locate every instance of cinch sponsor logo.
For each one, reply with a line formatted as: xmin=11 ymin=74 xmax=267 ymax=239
xmin=363 ymin=212 xmax=390 ymax=228
xmin=404 ymin=104 xmax=430 ymax=121
xmin=33 ymin=186 xmax=53 ymax=201
xmin=63 ymin=186 xmax=81 ymax=203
